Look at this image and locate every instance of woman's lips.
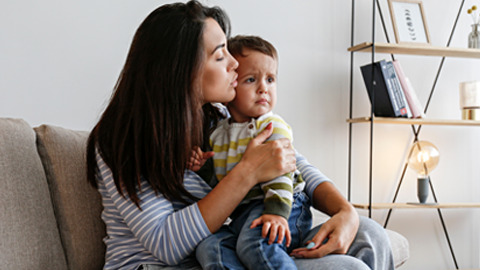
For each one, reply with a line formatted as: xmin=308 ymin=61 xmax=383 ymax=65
xmin=231 ymin=74 xmax=238 ymax=87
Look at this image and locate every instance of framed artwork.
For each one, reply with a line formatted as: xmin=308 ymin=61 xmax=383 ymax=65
xmin=388 ymin=0 xmax=431 ymax=44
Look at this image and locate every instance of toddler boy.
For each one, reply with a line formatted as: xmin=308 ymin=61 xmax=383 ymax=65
xmin=196 ymin=35 xmax=312 ymax=270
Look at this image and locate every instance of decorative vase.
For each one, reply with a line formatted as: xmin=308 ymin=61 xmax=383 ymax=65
xmin=468 ymin=23 xmax=480 ymax=48
xmin=417 ymin=177 xmax=429 ymax=204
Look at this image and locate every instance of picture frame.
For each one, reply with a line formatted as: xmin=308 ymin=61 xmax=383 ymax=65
xmin=388 ymin=0 xmax=431 ymax=45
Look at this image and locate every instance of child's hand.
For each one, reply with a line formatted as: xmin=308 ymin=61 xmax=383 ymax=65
xmin=250 ymin=214 xmax=291 ymax=247
xmin=187 ymin=147 xmax=214 ymax=171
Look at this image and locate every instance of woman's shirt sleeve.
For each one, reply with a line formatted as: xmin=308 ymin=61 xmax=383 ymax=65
xmin=96 ymin=151 xmax=212 ymax=267
xmin=295 ymin=151 xmax=332 ymax=200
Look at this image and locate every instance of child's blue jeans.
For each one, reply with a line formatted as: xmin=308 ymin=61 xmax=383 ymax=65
xmin=196 ymin=192 xmax=312 ymax=270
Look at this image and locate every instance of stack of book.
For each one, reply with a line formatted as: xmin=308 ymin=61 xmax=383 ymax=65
xmin=360 ymin=59 xmax=425 ymax=118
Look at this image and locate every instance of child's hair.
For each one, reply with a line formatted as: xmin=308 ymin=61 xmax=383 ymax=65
xmin=228 ymin=35 xmax=278 ymax=60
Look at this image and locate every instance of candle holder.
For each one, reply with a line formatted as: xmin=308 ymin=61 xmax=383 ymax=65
xmin=459 ymin=81 xmax=480 ymax=120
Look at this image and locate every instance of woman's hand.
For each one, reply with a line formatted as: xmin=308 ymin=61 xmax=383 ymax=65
xmin=290 ymin=182 xmax=359 ymax=259
xmin=290 ymin=208 xmax=358 ymax=258
xmin=239 ymin=123 xmax=296 ymax=185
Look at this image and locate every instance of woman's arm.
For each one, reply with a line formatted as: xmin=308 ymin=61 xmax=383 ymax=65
xmin=291 ymin=154 xmax=359 ymax=259
xmin=302 ymin=182 xmax=359 ymax=256
xmin=198 ymin=123 xmax=296 ymax=232
xmin=97 ymin=153 xmax=212 ymax=266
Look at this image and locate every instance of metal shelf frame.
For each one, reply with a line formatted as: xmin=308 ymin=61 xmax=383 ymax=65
xmin=347 ymin=0 xmax=471 ymax=269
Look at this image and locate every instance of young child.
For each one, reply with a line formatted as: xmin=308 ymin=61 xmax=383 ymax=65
xmin=195 ymin=35 xmax=312 ymax=270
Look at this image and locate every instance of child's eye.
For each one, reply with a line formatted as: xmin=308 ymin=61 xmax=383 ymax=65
xmin=245 ymin=77 xmax=255 ymax=83
xmin=267 ymin=77 xmax=275 ymax=83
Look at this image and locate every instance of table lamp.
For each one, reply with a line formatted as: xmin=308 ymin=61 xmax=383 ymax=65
xmin=408 ymin=141 xmax=440 ymax=204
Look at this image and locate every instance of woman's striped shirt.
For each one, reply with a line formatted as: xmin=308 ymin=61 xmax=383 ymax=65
xmin=95 ymin=149 xmax=330 ymax=270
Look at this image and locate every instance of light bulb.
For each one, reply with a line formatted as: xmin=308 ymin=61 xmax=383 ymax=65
xmin=408 ymin=141 xmax=440 ymax=177
xmin=408 ymin=141 xmax=440 ymax=204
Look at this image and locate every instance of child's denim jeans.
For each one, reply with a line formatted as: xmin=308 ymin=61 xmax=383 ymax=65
xmin=196 ymin=192 xmax=312 ymax=270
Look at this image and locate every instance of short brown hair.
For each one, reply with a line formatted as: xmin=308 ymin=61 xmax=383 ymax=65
xmin=228 ymin=35 xmax=278 ymax=60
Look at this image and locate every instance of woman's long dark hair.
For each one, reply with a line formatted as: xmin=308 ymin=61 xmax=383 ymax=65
xmin=86 ymin=1 xmax=230 ymax=207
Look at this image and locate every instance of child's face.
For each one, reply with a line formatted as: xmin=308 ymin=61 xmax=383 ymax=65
xmin=228 ymin=49 xmax=277 ymax=122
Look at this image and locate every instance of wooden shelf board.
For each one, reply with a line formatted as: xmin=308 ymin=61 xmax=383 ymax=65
xmin=353 ymin=202 xmax=480 ymax=209
xmin=347 ymin=117 xmax=480 ymax=126
xmin=348 ymin=42 xmax=480 ymax=58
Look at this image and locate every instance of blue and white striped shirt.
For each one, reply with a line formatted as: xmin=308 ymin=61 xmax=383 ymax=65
xmin=95 ymin=150 xmax=331 ymax=270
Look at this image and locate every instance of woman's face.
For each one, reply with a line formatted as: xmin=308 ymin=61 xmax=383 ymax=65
xmin=200 ymin=18 xmax=239 ymax=104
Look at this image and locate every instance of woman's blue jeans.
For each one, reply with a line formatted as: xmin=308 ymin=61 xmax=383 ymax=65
xmin=196 ymin=192 xmax=312 ymax=270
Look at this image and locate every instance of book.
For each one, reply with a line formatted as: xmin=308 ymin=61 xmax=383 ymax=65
xmin=380 ymin=60 xmax=412 ymax=118
xmin=382 ymin=60 xmax=412 ymax=118
xmin=360 ymin=60 xmax=410 ymax=117
xmin=392 ymin=60 xmax=425 ymax=118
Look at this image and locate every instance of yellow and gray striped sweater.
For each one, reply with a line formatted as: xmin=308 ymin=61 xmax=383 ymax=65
xmin=210 ymin=111 xmax=305 ymax=219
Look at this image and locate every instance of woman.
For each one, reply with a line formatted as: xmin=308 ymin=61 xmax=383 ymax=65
xmin=86 ymin=1 xmax=394 ymax=269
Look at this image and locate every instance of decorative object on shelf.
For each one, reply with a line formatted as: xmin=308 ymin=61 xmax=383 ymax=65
xmin=459 ymin=81 xmax=480 ymax=120
xmin=467 ymin=5 xmax=480 ymax=48
xmin=388 ymin=0 xmax=430 ymax=45
xmin=408 ymin=141 xmax=440 ymax=204
xmin=468 ymin=23 xmax=480 ymax=48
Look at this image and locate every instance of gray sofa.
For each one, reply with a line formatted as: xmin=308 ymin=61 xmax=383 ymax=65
xmin=0 ymin=118 xmax=409 ymax=269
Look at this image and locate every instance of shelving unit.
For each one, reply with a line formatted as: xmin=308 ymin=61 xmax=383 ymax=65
xmin=347 ymin=0 xmax=480 ymax=269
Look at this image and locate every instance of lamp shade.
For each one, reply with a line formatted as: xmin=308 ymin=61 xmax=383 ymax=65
xmin=408 ymin=141 xmax=440 ymax=177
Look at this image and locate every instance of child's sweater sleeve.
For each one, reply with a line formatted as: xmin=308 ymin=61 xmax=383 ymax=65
xmin=256 ymin=113 xmax=295 ymax=219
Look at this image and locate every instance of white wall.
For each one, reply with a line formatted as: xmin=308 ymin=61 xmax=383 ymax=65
xmin=1 ymin=0 xmax=479 ymax=269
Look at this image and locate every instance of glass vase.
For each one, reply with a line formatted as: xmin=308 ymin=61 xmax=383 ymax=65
xmin=468 ymin=23 xmax=480 ymax=49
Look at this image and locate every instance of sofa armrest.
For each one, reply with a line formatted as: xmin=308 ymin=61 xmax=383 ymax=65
xmin=386 ymin=228 xmax=409 ymax=268
xmin=0 ymin=118 xmax=67 ymax=269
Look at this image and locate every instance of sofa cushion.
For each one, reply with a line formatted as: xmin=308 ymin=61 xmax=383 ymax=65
xmin=0 ymin=118 xmax=67 ymax=269
xmin=35 ymin=124 xmax=105 ymax=270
